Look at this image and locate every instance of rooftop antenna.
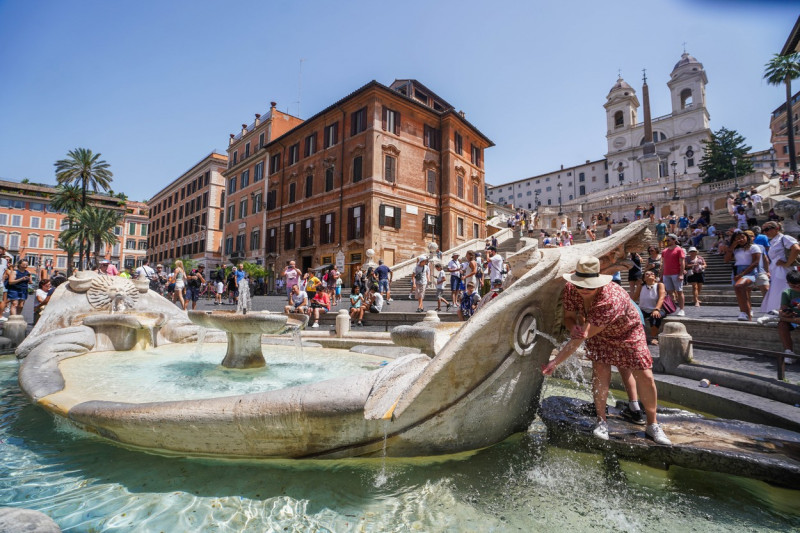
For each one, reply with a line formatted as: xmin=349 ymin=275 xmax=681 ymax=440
xmin=297 ymin=58 xmax=305 ymax=117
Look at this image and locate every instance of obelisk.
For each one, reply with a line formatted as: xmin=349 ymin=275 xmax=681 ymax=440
xmin=638 ymin=69 xmax=660 ymax=181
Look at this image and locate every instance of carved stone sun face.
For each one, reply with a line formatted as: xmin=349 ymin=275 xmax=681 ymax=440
xmin=87 ymin=276 xmax=139 ymax=310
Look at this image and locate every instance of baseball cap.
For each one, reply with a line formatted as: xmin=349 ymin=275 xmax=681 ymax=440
xmin=667 ymin=233 xmax=678 ymax=241
xmin=687 ymin=247 xmax=698 ymax=252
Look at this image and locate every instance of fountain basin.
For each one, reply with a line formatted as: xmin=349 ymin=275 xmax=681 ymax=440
xmin=76 ymin=312 xmax=167 ymax=351
xmin=187 ymin=310 xmax=290 ymax=368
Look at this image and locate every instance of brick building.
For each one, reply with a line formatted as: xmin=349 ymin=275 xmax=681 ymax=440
xmin=0 ymin=179 xmax=146 ymax=275
xmin=224 ymin=79 xmax=492 ymax=289
xmin=147 ymin=152 xmax=228 ymax=268
xmin=769 ymin=89 xmax=800 ymax=172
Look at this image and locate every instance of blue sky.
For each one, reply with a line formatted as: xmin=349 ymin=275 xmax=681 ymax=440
xmin=0 ymin=0 xmax=796 ymax=200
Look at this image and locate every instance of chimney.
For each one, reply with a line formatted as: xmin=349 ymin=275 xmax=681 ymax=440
xmin=458 ymin=110 xmax=465 ymax=118
xmin=229 ymin=133 xmax=235 ymax=146
xmin=255 ymin=113 xmax=261 ymax=126
xmin=241 ymin=124 xmax=247 ymax=135
xmin=270 ymin=101 xmax=277 ymax=109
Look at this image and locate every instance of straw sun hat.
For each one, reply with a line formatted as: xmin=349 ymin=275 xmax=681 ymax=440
xmin=562 ymin=256 xmax=613 ymax=289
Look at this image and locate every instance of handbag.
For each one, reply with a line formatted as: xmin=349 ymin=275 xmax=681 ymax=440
xmin=662 ymin=294 xmax=677 ymax=315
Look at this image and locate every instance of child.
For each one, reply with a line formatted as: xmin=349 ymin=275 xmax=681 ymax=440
xmin=434 ymin=263 xmax=450 ymax=312
xmin=458 ymin=281 xmax=480 ymax=321
xmin=349 ymin=285 xmax=365 ymax=326
xmin=335 ymin=276 xmax=343 ymax=305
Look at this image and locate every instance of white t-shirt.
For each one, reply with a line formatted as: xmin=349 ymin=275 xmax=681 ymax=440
xmin=488 ymin=254 xmax=504 ymax=281
xmin=447 ymin=259 xmax=461 ymax=277
xmin=291 ymin=290 xmax=308 ymax=307
xmin=0 ymin=257 xmax=7 ymax=280
xmin=734 ymin=244 xmax=761 ymax=266
xmin=371 ymin=292 xmax=384 ymax=311
xmin=135 ymin=265 xmax=155 ymax=279
xmin=435 ymin=270 xmax=445 ymax=289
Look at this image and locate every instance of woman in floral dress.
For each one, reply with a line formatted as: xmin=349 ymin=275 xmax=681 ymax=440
xmin=542 ymin=256 xmax=671 ymax=445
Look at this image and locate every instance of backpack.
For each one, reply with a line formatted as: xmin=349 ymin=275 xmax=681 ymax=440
xmin=414 ymin=267 xmax=424 ymax=283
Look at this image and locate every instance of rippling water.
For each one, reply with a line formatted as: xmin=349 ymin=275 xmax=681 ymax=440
xmin=1 ymin=354 xmax=798 ymax=532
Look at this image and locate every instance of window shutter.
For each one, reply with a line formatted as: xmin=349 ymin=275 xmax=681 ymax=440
xmin=347 ymin=207 xmax=354 ymax=240
xmin=395 ymin=206 xmax=402 ymax=229
xmin=381 ymin=108 xmax=387 ymax=131
xmin=379 ymin=205 xmax=386 ymax=226
xmin=435 ymin=215 xmax=442 ymax=236
xmin=436 ymin=129 xmax=442 ymax=151
xmin=284 ymin=225 xmax=290 ymax=250
xmin=319 ymin=214 xmax=326 ymax=243
xmin=333 ymin=122 xmax=339 ymax=145
xmin=395 ymin=112 xmax=401 ymax=135
xmin=350 ymin=113 xmax=357 ymax=136
xmin=423 ymin=125 xmax=430 ymax=147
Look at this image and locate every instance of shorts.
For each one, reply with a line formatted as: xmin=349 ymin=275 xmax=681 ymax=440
xmin=414 ymin=284 xmax=427 ymax=299
xmin=662 ymin=274 xmax=683 ymax=292
xmin=686 ymin=272 xmax=705 ymax=284
xmin=754 ymin=272 xmax=770 ymax=288
xmin=7 ymin=289 xmax=26 ymax=301
xmin=450 ymin=276 xmax=462 ymax=291
xmin=369 ymin=305 xmax=381 ymax=313
xmin=642 ymin=309 xmax=663 ymax=328
xmin=311 ymin=302 xmax=328 ymax=312
xmin=216 ymin=282 xmax=224 ymax=294
xmin=335 ymin=287 xmax=341 ymax=296
xmin=186 ymin=286 xmax=200 ymax=301
xmin=436 ymin=287 xmax=444 ymax=298
xmin=379 ymin=279 xmax=390 ymax=294
xmin=175 ymin=281 xmax=185 ymax=291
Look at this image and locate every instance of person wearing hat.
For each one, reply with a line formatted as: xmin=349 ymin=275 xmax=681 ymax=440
xmin=661 ymin=234 xmax=686 ymax=317
xmin=97 ymin=260 xmax=112 ymax=276
xmin=446 ymin=253 xmax=462 ymax=308
xmin=684 ymin=247 xmax=706 ymax=306
xmin=542 ymin=256 xmax=671 ymax=445
xmin=412 ymin=255 xmax=430 ymax=313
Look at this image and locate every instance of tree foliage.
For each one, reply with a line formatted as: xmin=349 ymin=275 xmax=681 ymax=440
xmin=698 ymin=127 xmax=754 ymax=184
xmin=764 ymin=53 xmax=800 ymax=173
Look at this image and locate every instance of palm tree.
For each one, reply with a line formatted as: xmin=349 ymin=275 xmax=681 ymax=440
xmin=76 ymin=207 xmax=124 ymax=266
xmin=54 ymin=148 xmax=113 ymax=269
xmin=56 ymin=235 xmax=79 ymax=277
xmin=764 ymin=53 xmax=800 ymax=173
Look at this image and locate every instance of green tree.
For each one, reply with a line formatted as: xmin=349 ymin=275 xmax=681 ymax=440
xmin=698 ymin=127 xmax=754 ymax=184
xmin=764 ymin=53 xmax=800 ymax=173
xmin=62 ymin=207 xmax=122 ymax=267
xmin=56 ymin=234 xmax=79 ymax=277
xmin=54 ymin=148 xmax=113 ymax=269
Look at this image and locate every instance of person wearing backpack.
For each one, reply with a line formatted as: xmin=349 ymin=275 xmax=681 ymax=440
xmin=411 ymin=255 xmax=430 ymax=313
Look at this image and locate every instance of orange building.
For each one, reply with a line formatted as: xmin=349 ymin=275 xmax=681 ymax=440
xmin=0 ymin=179 xmax=147 ymax=275
xmin=147 ymin=152 xmax=228 ymax=268
xmin=223 ymin=79 xmax=493 ymax=288
xmin=770 ymin=89 xmax=800 ymax=172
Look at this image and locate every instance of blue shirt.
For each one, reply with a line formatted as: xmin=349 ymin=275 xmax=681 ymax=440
xmin=236 ymin=269 xmax=246 ymax=283
xmin=754 ymin=234 xmax=770 ymax=251
xmin=678 ymin=216 xmax=689 ymax=229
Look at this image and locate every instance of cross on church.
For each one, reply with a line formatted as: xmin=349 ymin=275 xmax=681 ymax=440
xmin=642 ymin=68 xmax=647 ymax=83
xmin=683 ymin=42 xmax=687 ymax=53
xmin=617 ymin=68 xmax=622 ymax=79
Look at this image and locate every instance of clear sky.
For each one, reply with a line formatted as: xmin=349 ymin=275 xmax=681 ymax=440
xmin=0 ymin=0 xmax=796 ymax=200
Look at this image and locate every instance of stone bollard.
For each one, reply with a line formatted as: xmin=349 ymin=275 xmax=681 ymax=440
xmin=656 ymin=321 xmax=693 ymax=373
xmin=422 ymin=310 xmax=440 ymax=323
xmin=335 ymin=309 xmax=350 ymax=338
xmin=4 ymin=315 xmax=27 ymax=348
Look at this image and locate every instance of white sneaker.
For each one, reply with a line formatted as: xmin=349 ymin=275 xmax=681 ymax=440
xmin=0 ymin=316 xmax=7 ymax=322
xmin=784 ymin=349 xmax=795 ymax=365
xmin=591 ymin=419 xmax=609 ymax=441
xmin=737 ymin=312 xmax=749 ymax=321
xmin=675 ymin=309 xmax=685 ymax=317
xmin=645 ymin=423 xmax=672 ymax=445
xmin=311 ymin=323 xmax=319 ymax=328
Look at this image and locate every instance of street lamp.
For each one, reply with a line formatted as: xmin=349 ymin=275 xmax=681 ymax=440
xmin=671 ymin=160 xmax=679 ymax=201
xmin=557 ymin=182 xmax=563 ymax=216
xmin=770 ymin=147 xmax=778 ymax=177
xmin=731 ymin=156 xmax=739 ymax=191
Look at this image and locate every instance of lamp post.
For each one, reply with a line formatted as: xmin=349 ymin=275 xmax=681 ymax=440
xmin=557 ymin=182 xmax=563 ymax=216
xmin=671 ymin=160 xmax=679 ymax=201
xmin=731 ymin=156 xmax=739 ymax=192
xmin=770 ymin=147 xmax=778 ymax=177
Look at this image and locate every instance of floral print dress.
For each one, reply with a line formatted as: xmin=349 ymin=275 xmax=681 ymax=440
xmin=563 ymin=282 xmax=652 ymax=370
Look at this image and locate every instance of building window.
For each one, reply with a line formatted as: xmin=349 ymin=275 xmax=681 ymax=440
xmin=320 ymin=213 xmax=335 ymax=244
xmin=266 ymin=228 xmax=277 ymax=253
xmin=385 ymin=155 xmax=396 ymax=183
xmin=28 ymin=235 xmax=39 ymax=248
xmin=454 ymin=132 xmax=463 ymax=155
xmin=235 ymin=234 xmax=245 ymax=254
xmin=270 ymin=153 xmax=281 ymax=174
xmin=11 ymin=215 xmax=21 ymax=227
xmin=424 ymin=214 xmax=440 ymax=235
xmin=284 ymin=223 xmax=296 ymax=250
xmin=126 ymin=239 xmax=136 ymax=250
xmin=45 ymin=218 xmax=55 ymax=230
xmin=266 ymin=190 xmax=277 ymax=211
xmin=259 ymin=132 xmax=265 ymax=148
xmin=325 ymin=167 xmax=335 ymax=191
xmin=30 ymin=217 xmax=40 ymax=229
xmin=423 ymin=125 xmax=441 ymax=150
xmin=254 ymin=162 xmax=264 ymax=182
xmin=347 ymin=205 xmax=363 ymax=240
xmin=232 ymin=151 xmax=238 ymax=166
xmin=304 ymin=133 xmax=317 ymax=157
xmin=129 ymin=222 xmax=136 ymax=235
xmin=288 ymin=143 xmax=300 ymax=165
xmin=473 ymin=223 xmax=479 ymax=239
xmin=114 ymin=225 xmax=122 ymax=236
xmin=352 ymin=156 xmax=363 ymax=183
xmin=614 ymin=110 xmax=624 ymax=127
xmin=227 ymin=204 xmax=235 ymax=223
xmin=301 ymin=218 xmax=314 ymax=247
xmin=245 ymin=142 xmax=251 ymax=158
xmin=241 ymin=169 xmax=250 ymax=188
xmin=457 ymin=176 xmax=464 ymax=199
xmin=228 ymin=177 xmax=237 ymax=194
xmin=426 ymin=170 xmax=436 ymax=194
xmin=324 ymin=122 xmax=339 ymax=148
xmin=43 ymin=235 xmax=54 ymax=249
xmin=382 ymin=107 xmax=400 ymax=135
xmin=471 ymin=144 xmax=481 ymax=167
xmin=579 ymin=172 xmax=585 ymax=182
xmin=350 ymin=107 xmax=367 ymax=136
xmin=472 ymin=183 xmax=479 ymax=205
xmin=680 ymin=88 xmax=693 ymax=109
xmin=305 ymin=175 xmax=314 ymax=198
xmin=9 ymin=234 xmax=19 ymax=250
xmin=579 ymin=185 xmax=586 ymax=196
xmin=57 ymin=256 xmax=67 ymax=269
xmin=288 ymin=183 xmax=296 ymax=203
xmin=457 ymin=217 xmax=464 ymax=237
xmin=253 ymin=192 xmax=263 ymax=214
xmin=379 ymin=204 xmax=401 ymax=229
xmin=250 ymin=229 xmax=261 ymax=251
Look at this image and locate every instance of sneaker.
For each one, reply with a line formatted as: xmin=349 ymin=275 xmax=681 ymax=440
xmin=446 ymin=303 xmax=451 ymax=312
xmin=645 ymin=423 xmax=672 ymax=445
xmin=737 ymin=312 xmax=749 ymax=321
xmin=388 ymin=298 xmax=393 ymax=302
xmin=385 ymin=301 xmax=391 ymax=306
xmin=357 ymin=321 xmax=363 ymax=327
xmin=311 ymin=323 xmax=319 ymax=328
xmin=784 ymin=349 xmax=796 ymax=365
xmin=592 ymin=419 xmax=609 ymax=441
xmin=620 ymin=405 xmax=647 ymax=425
xmin=675 ymin=309 xmax=685 ymax=317
xmin=0 ymin=316 xmax=7 ymax=322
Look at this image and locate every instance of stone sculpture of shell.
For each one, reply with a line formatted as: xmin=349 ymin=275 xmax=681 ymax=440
xmin=87 ymin=276 xmax=139 ymax=310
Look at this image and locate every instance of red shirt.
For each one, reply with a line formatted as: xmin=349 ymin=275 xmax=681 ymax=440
xmin=661 ymin=246 xmax=685 ymax=276
xmin=312 ymin=291 xmax=330 ymax=310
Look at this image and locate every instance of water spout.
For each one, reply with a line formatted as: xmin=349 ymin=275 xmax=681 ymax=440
xmin=236 ymin=279 xmax=251 ymax=315
xmin=110 ymin=293 xmax=134 ymax=314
